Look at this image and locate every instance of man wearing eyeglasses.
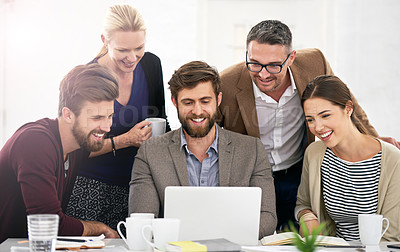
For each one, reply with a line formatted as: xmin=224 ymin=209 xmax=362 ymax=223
xmin=217 ymin=20 xmax=380 ymax=231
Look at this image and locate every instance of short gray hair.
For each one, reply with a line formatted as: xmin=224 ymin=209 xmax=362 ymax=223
xmin=246 ymin=20 xmax=292 ymax=51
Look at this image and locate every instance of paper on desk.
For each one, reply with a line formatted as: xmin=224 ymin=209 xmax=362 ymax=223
xmin=84 ymin=246 xmax=130 ymax=251
xmin=242 ymin=246 xmax=299 ymax=251
xmin=56 ymin=240 xmax=105 ymax=250
xmin=10 ymin=247 xmax=30 ymax=252
xmin=56 ymin=234 xmax=105 ymax=241
xmin=12 ymin=245 xmax=131 ymax=252
xmin=56 ymin=234 xmax=106 ymax=250
xmin=242 ymin=246 xmax=353 ymax=252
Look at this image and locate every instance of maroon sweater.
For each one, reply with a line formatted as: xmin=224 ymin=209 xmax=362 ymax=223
xmin=0 ymin=118 xmax=88 ymax=243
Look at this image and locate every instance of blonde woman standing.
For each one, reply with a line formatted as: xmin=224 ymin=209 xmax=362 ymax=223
xmin=67 ymin=5 xmax=169 ymax=230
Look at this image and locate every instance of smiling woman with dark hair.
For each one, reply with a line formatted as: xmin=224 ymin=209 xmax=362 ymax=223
xmin=295 ymin=75 xmax=400 ymax=241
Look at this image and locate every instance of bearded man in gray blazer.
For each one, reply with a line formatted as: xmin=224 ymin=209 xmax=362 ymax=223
xmin=129 ymin=61 xmax=277 ymax=238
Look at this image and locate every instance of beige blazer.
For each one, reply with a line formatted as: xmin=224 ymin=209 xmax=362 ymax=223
xmin=295 ymin=140 xmax=400 ymax=241
xmin=218 ymin=48 xmax=378 ymax=145
xmin=129 ymin=125 xmax=277 ymax=238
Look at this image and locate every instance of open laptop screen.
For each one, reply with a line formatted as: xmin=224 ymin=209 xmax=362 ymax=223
xmin=164 ymin=186 xmax=261 ymax=245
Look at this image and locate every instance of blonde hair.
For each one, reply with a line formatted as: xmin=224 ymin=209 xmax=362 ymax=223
xmin=96 ymin=4 xmax=146 ymax=58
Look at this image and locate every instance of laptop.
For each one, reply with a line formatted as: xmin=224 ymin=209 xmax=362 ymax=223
xmin=164 ymin=186 xmax=261 ymax=245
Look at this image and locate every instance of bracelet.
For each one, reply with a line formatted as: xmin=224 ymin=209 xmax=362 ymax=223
xmin=110 ymin=137 xmax=116 ymax=157
xmin=299 ymin=212 xmax=318 ymax=223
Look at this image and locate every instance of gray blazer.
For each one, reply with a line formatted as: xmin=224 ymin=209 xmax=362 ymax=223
xmin=129 ymin=125 xmax=277 ymax=238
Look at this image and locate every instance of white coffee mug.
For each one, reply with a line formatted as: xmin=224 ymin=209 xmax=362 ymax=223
xmin=130 ymin=213 xmax=155 ymax=219
xmin=117 ymin=214 xmax=154 ymax=251
xmin=142 ymin=218 xmax=180 ymax=251
xmin=358 ymin=214 xmax=389 ymax=246
xmin=145 ymin=118 xmax=166 ymax=137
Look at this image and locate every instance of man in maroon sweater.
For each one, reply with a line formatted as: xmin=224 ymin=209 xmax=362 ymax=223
xmin=0 ymin=64 xmax=120 ymax=243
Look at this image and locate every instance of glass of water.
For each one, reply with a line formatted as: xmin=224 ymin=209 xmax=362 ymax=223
xmin=27 ymin=214 xmax=59 ymax=252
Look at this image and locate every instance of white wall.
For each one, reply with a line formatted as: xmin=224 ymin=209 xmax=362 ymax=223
xmin=203 ymin=0 xmax=330 ymax=69
xmin=1 ymin=0 xmax=399 ymax=147
xmin=0 ymin=0 xmax=107 ymax=143
xmin=325 ymin=0 xmax=400 ymax=140
xmin=0 ymin=0 xmax=200 ymax=144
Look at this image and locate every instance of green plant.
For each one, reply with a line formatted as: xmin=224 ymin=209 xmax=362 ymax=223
xmin=287 ymin=221 xmax=326 ymax=252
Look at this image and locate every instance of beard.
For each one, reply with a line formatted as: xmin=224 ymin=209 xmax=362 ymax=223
xmin=72 ymin=120 xmax=106 ymax=152
xmin=178 ymin=108 xmax=216 ymax=138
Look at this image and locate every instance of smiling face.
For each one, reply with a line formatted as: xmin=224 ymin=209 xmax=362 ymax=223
xmin=104 ymin=30 xmax=145 ymax=74
xmin=247 ymin=41 xmax=294 ymax=97
xmin=303 ymin=97 xmax=353 ymax=149
xmin=172 ymin=81 xmax=222 ymax=138
xmin=72 ymin=100 xmax=114 ymax=152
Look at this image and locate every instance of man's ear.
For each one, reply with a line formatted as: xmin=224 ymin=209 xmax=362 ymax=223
xmin=217 ymin=92 xmax=222 ymax=107
xmin=171 ymin=96 xmax=177 ymax=108
xmin=62 ymin=107 xmax=75 ymax=124
xmin=101 ymin=34 xmax=106 ymax=44
xmin=287 ymin=50 xmax=297 ymax=67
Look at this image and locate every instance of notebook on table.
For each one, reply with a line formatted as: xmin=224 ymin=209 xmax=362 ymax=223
xmin=164 ymin=186 xmax=261 ymax=246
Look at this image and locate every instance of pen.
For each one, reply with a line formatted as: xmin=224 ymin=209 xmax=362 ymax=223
xmin=57 ymin=238 xmax=89 ymax=243
xmin=322 ymin=245 xmax=365 ymax=248
xmin=387 ymin=244 xmax=400 ymax=249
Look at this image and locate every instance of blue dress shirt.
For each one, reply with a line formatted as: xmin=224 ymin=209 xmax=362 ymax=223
xmin=180 ymin=126 xmax=219 ymax=186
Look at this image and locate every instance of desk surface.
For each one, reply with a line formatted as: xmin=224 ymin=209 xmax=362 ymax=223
xmin=0 ymin=239 xmax=129 ymax=251
xmin=1 ymin=238 xmax=399 ymax=252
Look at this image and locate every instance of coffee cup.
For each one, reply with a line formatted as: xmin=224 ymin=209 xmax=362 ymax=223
xmin=145 ymin=118 xmax=166 ymax=138
xmin=117 ymin=214 xmax=154 ymax=251
xmin=142 ymin=218 xmax=180 ymax=251
xmin=130 ymin=213 xmax=155 ymax=219
xmin=358 ymin=214 xmax=389 ymax=246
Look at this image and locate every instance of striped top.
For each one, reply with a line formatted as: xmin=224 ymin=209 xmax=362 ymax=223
xmin=321 ymin=148 xmax=382 ymax=241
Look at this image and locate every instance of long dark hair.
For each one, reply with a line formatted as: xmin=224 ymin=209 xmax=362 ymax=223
xmin=301 ymin=75 xmax=368 ymax=135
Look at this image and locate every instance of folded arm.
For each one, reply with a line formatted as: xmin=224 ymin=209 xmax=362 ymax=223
xmin=14 ymin=131 xmax=84 ymax=235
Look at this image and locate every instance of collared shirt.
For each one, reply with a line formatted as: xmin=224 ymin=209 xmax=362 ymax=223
xmin=180 ymin=125 xmax=219 ymax=186
xmin=64 ymin=155 xmax=69 ymax=178
xmin=252 ymin=68 xmax=306 ymax=172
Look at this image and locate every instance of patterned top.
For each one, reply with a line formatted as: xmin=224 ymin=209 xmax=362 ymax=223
xmin=321 ymin=148 xmax=382 ymax=241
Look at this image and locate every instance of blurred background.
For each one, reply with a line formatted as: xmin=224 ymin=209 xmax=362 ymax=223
xmin=1 ymin=0 xmax=399 ymax=147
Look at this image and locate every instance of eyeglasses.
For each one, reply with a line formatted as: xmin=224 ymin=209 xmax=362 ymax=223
xmin=246 ymin=51 xmax=292 ymax=74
